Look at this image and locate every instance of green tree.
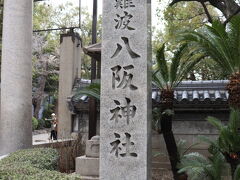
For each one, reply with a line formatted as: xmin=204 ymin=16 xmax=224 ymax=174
xmin=179 ymin=109 xmax=240 ymax=179
xmin=32 ymin=2 xmax=102 ymax=118
xmin=152 ymin=44 xmax=202 ymax=180
xmin=79 ymin=8 xmax=102 ymax=79
xmin=154 ymin=1 xmax=220 ymax=80
xmin=169 ymin=0 xmax=240 ymax=22
xmin=32 ymin=2 xmax=79 ymax=118
xmin=178 ymin=16 xmax=240 ymax=109
xmin=206 ymin=109 xmax=240 ymax=177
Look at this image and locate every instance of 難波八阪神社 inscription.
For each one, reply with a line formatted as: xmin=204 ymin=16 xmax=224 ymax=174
xmin=110 ymin=132 xmax=138 ymax=157
xmin=110 ymin=97 xmax=137 ymax=125
xmin=111 ymin=64 xmax=138 ymax=90
xmin=100 ymin=0 xmax=152 ymax=179
xmin=111 ymin=37 xmax=140 ymax=59
xmin=114 ymin=0 xmax=136 ymax=9
xmin=114 ymin=11 xmax=135 ymax=30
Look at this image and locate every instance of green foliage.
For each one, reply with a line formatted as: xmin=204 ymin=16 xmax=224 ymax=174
xmin=177 ymin=139 xmax=199 ymax=160
xmin=1 ymin=148 xmax=58 ymax=170
xmin=234 ymin=165 xmax=240 ymax=180
xmin=33 ymin=3 xmax=54 ymax=30
xmin=178 ymin=150 xmax=228 ymax=180
xmin=152 ymin=107 xmax=161 ymax=132
xmin=152 ymin=43 xmax=202 ymax=90
xmin=154 ymin=1 xmax=227 ymax=80
xmin=37 ymin=118 xmax=45 ymax=129
xmin=178 ymin=16 xmax=240 ymax=76
xmin=179 ymin=109 xmax=240 ymax=179
xmin=155 ymin=1 xmax=217 ymax=50
xmin=44 ymin=73 xmax=59 ymax=96
xmin=42 ymin=104 xmax=55 ymax=128
xmin=73 ymin=83 xmax=100 ymax=101
xmin=80 ymin=8 xmax=102 ymax=79
xmin=0 ymin=148 xmax=80 ymax=179
xmin=163 ymin=2 xmax=208 ymax=44
xmin=32 ymin=117 xmax=39 ymax=131
xmin=206 ymin=109 xmax=240 ymax=153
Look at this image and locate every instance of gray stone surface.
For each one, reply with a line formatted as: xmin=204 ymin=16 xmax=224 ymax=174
xmin=76 ymin=156 xmax=99 ymax=176
xmin=100 ymin=0 xmax=152 ymax=179
xmin=86 ymin=136 xmax=100 ymax=158
xmin=0 ymin=0 xmax=33 ymax=156
xmin=75 ymin=135 xmax=100 ymax=178
xmin=80 ymin=176 xmax=99 ymax=180
xmin=58 ymin=33 xmax=81 ymax=139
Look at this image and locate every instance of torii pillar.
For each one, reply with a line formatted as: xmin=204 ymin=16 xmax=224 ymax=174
xmin=0 ymin=0 xmax=33 ymax=155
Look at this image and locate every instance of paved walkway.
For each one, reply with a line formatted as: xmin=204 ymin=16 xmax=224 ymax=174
xmin=32 ymin=133 xmax=51 ymax=145
xmin=0 ymin=132 xmax=62 ymax=161
xmin=32 ymin=130 xmax=74 ymax=145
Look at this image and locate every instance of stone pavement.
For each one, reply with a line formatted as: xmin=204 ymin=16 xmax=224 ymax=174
xmin=32 ymin=129 xmax=74 ymax=145
xmin=32 ymin=132 xmax=51 ymax=145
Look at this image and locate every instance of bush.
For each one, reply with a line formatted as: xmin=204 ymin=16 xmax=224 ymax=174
xmin=0 ymin=148 xmax=80 ymax=180
xmin=42 ymin=104 xmax=55 ymax=128
xmin=1 ymin=148 xmax=58 ymax=170
xmin=37 ymin=119 xmax=45 ymax=129
xmin=32 ymin=117 xmax=39 ymax=131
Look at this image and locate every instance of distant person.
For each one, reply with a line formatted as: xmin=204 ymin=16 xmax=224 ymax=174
xmin=45 ymin=113 xmax=58 ymax=140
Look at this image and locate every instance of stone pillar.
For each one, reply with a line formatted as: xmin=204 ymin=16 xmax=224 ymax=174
xmin=76 ymin=136 xmax=100 ymax=180
xmin=58 ymin=32 xmax=81 ymax=139
xmin=0 ymin=0 xmax=33 ymax=155
xmin=100 ymin=0 xmax=152 ymax=180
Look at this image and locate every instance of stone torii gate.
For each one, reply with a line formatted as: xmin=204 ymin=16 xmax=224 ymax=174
xmin=0 ymin=0 xmax=33 ymax=155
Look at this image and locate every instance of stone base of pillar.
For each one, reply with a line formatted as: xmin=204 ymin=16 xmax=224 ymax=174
xmin=76 ymin=136 xmax=99 ymax=180
xmin=80 ymin=176 xmax=99 ymax=180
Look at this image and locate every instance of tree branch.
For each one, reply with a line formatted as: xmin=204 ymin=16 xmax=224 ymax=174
xmin=224 ymin=7 xmax=240 ymax=26
xmin=174 ymin=12 xmax=205 ymax=21
xmin=169 ymin=0 xmax=240 ymax=20
xmin=169 ymin=0 xmax=210 ymax=6
xmin=200 ymin=2 xmax=213 ymax=23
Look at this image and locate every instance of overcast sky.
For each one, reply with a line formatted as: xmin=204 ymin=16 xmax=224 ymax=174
xmin=47 ymin=0 xmax=167 ymax=30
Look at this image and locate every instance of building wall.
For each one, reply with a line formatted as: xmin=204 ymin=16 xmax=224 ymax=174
xmin=152 ymin=109 xmax=229 ymax=178
xmin=77 ymin=109 xmax=229 ymax=177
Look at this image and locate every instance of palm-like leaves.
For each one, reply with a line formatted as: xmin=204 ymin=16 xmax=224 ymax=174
xmin=152 ymin=44 xmax=202 ymax=90
xmin=178 ymin=152 xmax=227 ymax=180
xmin=179 ymin=16 xmax=240 ymax=75
xmin=206 ymin=109 xmax=240 ymax=153
xmin=234 ymin=165 xmax=240 ymax=180
xmin=72 ymin=83 xmax=100 ymax=101
xmin=178 ymin=135 xmax=228 ymax=180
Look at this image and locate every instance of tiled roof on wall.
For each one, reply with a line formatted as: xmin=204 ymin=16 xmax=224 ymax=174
xmin=68 ymin=80 xmax=229 ymax=112
xmin=152 ymin=80 xmax=229 ymax=105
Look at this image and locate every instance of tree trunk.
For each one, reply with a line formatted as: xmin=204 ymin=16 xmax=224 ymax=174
xmin=169 ymin=0 xmax=240 ymax=20
xmin=226 ymin=72 xmax=240 ymax=177
xmin=160 ymin=90 xmax=187 ymax=180
xmin=224 ymin=152 xmax=240 ymax=178
xmin=161 ymin=114 xmax=180 ymax=179
xmin=226 ymin=72 xmax=240 ymax=109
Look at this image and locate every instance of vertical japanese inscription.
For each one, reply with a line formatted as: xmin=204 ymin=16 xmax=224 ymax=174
xmin=110 ymin=98 xmax=137 ymax=125
xmin=115 ymin=11 xmax=135 ymax=30
xmin=111 ymin=37 xmax=140 ymax=59
xmin=110 ymin=132 xmax=138 ymax=157
xmin=115 ymin=0 xmax=136 ymax=9
xmin=111 ymin=65 xmax=138 ymax=90
xmin=109 ymin=0 xmax=139 ymax=159
xmin=101 ymin=0 xmax=151 ymax=179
